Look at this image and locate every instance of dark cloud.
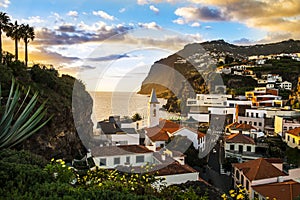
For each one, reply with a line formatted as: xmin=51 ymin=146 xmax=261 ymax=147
xmin=232 ymin=38 xmax=254 ymax=45
xmin=56 ymin=25 xmax=77 ymax=32
xmin=197 ymin=6 xmax=226 ymax=21
xmin=34 ymin=24 xmax=134 ymax=46
xmin=87 ymin=54 xmax=131 ymax=62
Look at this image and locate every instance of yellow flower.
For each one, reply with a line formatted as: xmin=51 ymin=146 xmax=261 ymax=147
xmin=237 ymin=194 xmax=244 ymax=200
xmin=51 ymin=158 xmax=54 ymax=162
xmin=230 ymin=193 xmax=236 ymax=198
xmin=221 ymin=193 xmax=227 ymax=198
xmin=229 ymin=190 xmax=235 ymax=194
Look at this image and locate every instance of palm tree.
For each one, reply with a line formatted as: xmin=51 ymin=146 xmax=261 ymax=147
xmin=6 ymin=21 xmax=22 ymax=61
xmin=21 ymin=24 xmax=35 ymax=66
xmin=0 ymin=12 xmax=10 ymax=64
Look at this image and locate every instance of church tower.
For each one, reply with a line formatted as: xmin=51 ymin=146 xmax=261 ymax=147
xmin=148 ymin=89 xmax=160 ymax=127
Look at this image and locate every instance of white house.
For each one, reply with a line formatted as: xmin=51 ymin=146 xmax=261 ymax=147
xmin=96 ymin=117 xmax=140 ymax=145
xmin=171 ymin=127 xmax=206 ymax=152
xmin=284 ymin=127 xmax=300 ymax=149
xmin=232 ymin=158 xmax=300 ymax=200
xmin=279 ymin=81 xmax=292 ymax=90
xmin=224 ymin=133 xmax=258 ymax=161
xmin=91 ymin=145 xmax=154 ymax=168
xmin=144 ymin=119 xmax=181 ymax=151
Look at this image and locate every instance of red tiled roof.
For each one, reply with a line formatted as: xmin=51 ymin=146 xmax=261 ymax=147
xmin=145 ymin=119 xmax=181 ymax=142
xmin=225 ymin=133 xmax=255 ymax=145
xmin=233 ymin=158 xmax=287 ymax=181
xmin=287 ymin=127 xmax=300 ymax=137
xmin=153 ymin=162 xmax=197 ymax=176
xmin=252 ymin=180 xmax=300 ymax=200
xmin=235 ymin=123 xmax=257 ymax=130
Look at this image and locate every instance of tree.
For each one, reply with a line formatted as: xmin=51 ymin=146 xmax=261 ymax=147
xmin=0 ymin=79 xmax=52 ymax=149
xmin=131 ymin=113 xmax=142 ymax=122
xmin=20 ymin=24 xmax=35 ymax=67
xmin=0 ymin=12 xmax=11 ymax=64
xmin=6 ymin=21 xmax=22 ymax=61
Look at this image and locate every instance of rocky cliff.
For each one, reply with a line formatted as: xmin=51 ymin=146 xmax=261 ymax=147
xmin=0 ymin=62 xmax=93 ymax=160
xmin=139 ymin=39 xmax=300 ymax=96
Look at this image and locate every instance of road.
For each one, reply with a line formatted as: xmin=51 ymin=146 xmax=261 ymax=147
xmin=199 ymin=141 xmax=232 ymax=193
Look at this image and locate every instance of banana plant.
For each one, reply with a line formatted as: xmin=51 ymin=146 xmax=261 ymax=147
xmin=0 ymin=79 xmax=52 ymax=149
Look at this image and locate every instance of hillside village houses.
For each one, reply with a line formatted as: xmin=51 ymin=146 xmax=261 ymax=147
xmin=89 ymin=75 xmax=300 ymax=197
xmin=90 ymin=89 xmax=206 ymax=186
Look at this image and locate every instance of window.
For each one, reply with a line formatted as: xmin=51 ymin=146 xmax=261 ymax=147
xmin=235 ymin=170 xmax=240 ymax=180
xmin=160 ymin=143 xmax=165 ymax=148
xmin=293 ymin=138 xmax=295 ymax=143
xmin=153 ymin=109 xmax=156 ymax=117
xmin=126 ymin=156 xmax=130 ymax=163
xmin=247 ymin=146 xmax=251 ymax=152
xmin=136 ymin=155 xmax=144 ymax=163
xmin=100 ymin=158 xmax=106 ymax=166
xmin=283 ymin=126 xmax=287 ymax=131
xmin=287 ymin=135 xmax=290 ymax=141
xmin=289 ymin=127 xmax=293 ymax=130
xmin=230 ymin=145 xmax=235 ymax=150
xmin=256 ymin=113 xmax=259 ymax=118
xmin=246 ymin=180 xmax=249 ymax=190
xmin=244 ymin=121 xmax=247 ymax=124
xmin=114 ymin=157 xmax=120 ymax=165
xmin=259 ymin=122 xmax=262 ymax=126
xmin=249 ymin=121 xmax=252 ymax=125
xmin=241 ymin=175 xmax=244 ymax=186
xmin=254 ymin=122 xmax=257 ymax=126
xmin=240 ymin=121 xmax=242 ymax=124
xmin=251 ymin=113 xmax=253 ymax=117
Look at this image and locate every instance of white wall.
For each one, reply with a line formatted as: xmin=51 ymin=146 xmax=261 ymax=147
xmin=173 ymin=128 xmax=199 ymax=149
xmin=225 ymin=143 xmax=256 ymax=153
xmin=188 ymin=113 xmax=209 ymax=123
xmin=93 ymin=153 xmax=153 ymax=168
xmin=111 ymin=134 xmax=140 ymax=145
xmin=158 ymin=172 xmax=199 ymax=186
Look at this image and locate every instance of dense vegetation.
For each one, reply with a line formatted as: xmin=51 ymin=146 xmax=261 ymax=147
xmin=0 ymin=149 xmax=214 ymax=199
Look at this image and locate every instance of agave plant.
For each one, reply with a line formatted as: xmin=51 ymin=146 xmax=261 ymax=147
xmin=0 ymin=79 xmax=51 ymax=149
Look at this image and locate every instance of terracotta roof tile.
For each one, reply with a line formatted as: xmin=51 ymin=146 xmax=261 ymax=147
xmin=233 ymin=158 xmax=287 ymax=181
xmin=225 ymin=133 xmax=255 ymax=145
xmin=252 ymin=180 xmax=300 ymax=200
xmin=235 ymin=123 xmax=257 ymax=130
xmin=287 ymin=127 xmax=300 ymax=137
xmin=145 ymin=119 xmax=181 ymax=142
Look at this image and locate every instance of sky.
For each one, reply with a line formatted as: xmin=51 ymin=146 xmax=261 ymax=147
xmin=1 ymin=0 xmax=300 ymax=91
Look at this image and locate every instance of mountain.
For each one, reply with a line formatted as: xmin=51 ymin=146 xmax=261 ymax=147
xmin=138 ymin=39 xmax=300 ymax=97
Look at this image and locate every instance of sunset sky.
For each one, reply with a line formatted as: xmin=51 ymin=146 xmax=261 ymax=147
xmin=1 ymin=0 xmax=300 ymax=91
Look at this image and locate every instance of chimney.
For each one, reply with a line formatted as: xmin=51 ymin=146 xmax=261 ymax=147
xmin=161 ymin=153 xmax=166 ymax=161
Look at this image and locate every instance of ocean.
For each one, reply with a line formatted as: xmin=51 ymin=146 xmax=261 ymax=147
xmin=89 ymin=92 xmax=178 ymax=124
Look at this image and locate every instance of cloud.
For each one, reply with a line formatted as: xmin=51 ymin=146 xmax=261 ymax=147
xmin=20 ymin=16 xmax=44 ymax=25
xmin=149 ymin=5 xmax=159 ymax=13
xmin=174 ymin=6 xmax=227 ymax=24
xmin=181 ymin=0 xmax=300 ymax=40
xmin=92 ymin=10 xmax=115 ymax=21
xmin=119 ymin=8 xmax=126 ymax=13
xmin=232 ymin=38 xmax=254 ymax=45
xmin=138 ymin=22 xmax=161 ymax=29
xmin=191 ymin=22 xmax=200 ymax=27
xmin=87 ymin=54 xmax=131 ymax=62
xmin=67 ymin=11 xmax=78 ymax=17
xmin=56 ymin=24 xmax=77 ymax=32
xmin=0 ymin=0 xmax=10 ymax=8
xmin=34 ymin=22 xmax=134 ymax=46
